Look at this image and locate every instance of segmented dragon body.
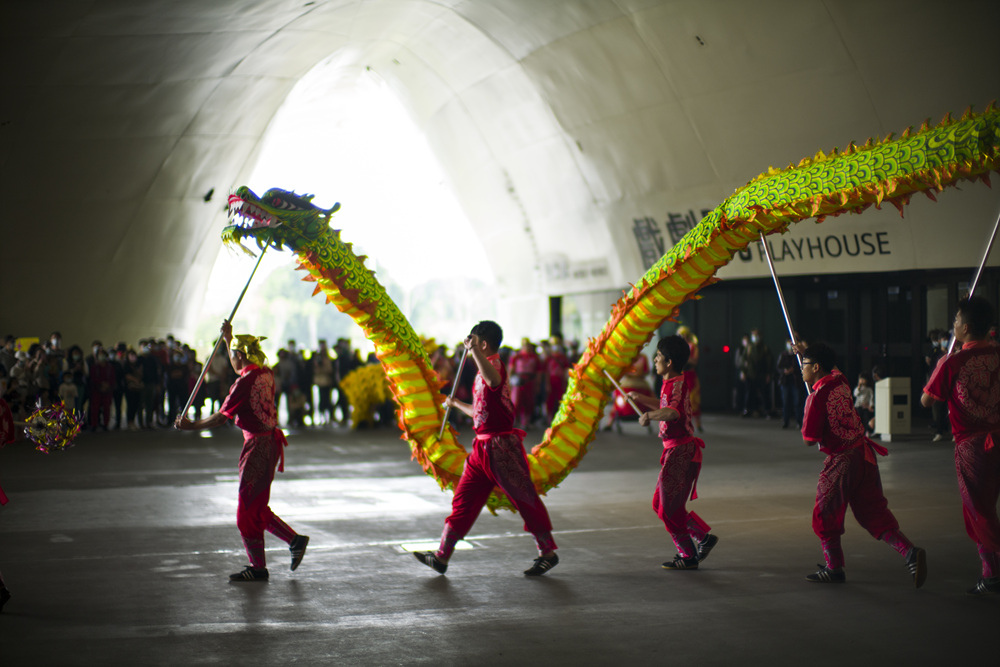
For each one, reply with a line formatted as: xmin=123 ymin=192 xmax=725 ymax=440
xmin=225 ymin=105 xmax=999 ymax=512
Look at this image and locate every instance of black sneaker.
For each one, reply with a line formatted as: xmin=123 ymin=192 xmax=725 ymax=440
xmin=229 ymin=566 xmax=269 ymax=582
xmin=662 ymin=554 xmax=699 ymax=570
xmin=414 ymin=551 xmax=448 ymax=574
xmin=289 ymin=535 xmax=309 ymax=571
xmin=967 ymin=577 xmax=1000 ymax=595
xmin=697 ymin=534 xmax=719 ymax=562
xmin=0 ymin=587 xmax=10 ymax=613
xmin=805 ymin=565 xmax=845 ymax=583
xmin=524 ymin=553 xmax=559 ymax=576
xmin=905 ymin=547 xmax=927 ymax=588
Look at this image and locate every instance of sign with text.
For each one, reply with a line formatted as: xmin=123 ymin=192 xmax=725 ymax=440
xmin=629 ymin=206 xmax=932 ymax=280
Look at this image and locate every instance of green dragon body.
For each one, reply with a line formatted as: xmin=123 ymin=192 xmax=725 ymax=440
xmin=225 ymin=104 xmax=999 ymax=512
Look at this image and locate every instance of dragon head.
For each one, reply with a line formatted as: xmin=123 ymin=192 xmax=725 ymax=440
xmin=223 ymin=186 xmax=341 ymax=255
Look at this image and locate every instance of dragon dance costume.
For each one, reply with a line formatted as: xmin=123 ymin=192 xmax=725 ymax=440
xmin=924 ymin=341 xmax=1000 ymax=580
xmin=222 ymin=106 xmax=999 ymax=514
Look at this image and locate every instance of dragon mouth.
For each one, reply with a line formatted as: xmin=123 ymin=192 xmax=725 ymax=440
xmin=227 ymin=193 xmax=276 ymax=230
xmin=222 ymin=186 xmax=341 ymax=255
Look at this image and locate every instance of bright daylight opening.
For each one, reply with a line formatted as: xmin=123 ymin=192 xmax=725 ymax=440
xmin=197 ymin=59 xmax=498 ymax=358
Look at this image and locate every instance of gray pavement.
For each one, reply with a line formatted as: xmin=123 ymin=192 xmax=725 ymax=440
xmin=0 ymin=414 xmax=996 ymax=665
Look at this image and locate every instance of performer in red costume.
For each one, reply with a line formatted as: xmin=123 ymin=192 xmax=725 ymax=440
xmin=176 ymin=321 xmax=309 ymax=582
xmin=544 ymin=336 xmax=571 ymax=420
xmin=797 ymin=342 xmax=926 ymax=587
xmin=509 ymin=338 xmax=541 ymax=430
xmin=629 ymin=335 xmax=718 ymax=570
xmin=414 ymin=321 xmax=559 ymax=576
xmin=922 ymin=296 xmax=1000 ymax=595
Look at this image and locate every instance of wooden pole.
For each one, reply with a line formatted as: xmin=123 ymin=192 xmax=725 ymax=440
xmin=179 ymin=247 xmax=268 ymax=420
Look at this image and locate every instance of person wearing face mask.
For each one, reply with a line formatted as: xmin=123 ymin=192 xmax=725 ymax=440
xmin=64 ymin=345 xmax=87 ymax=413
xmin=85 ymin=340 xmax=102 ymax=369
xmin=28 ymin=345 xmax=51 ymax=407
xmin=8 ymin=351 xmax=30 ymax=410
xmin=123 ymin=348 xmax=144 ymax=430
xmin=0 ymin=336 xmax=16 ymax=378
xmin=107 ymin=343 xmax=128 ymax=429
xmin=57 ymin=371 xmax=78 ymax=412
xmin=138 ymin=341 xmax=163 ymax=429
xmin=88 ymin=347 xmax=116 ymax=431
xmin=741 ymin=329 xmax=773 ymax=418
xmin=48 ymin=332 xmax=63 ymax=359
xmin=924 ymin=329 xmax=950 ymax=443
xmin=44 ymin=332 xmax=66 ymax=401
xmin=165 ymin=347 xmax=191 ymax=426
xmin=82 ymin=340 xmax=103 ymax=416
xmin=776 ymin=336 xmax=806 ymax=429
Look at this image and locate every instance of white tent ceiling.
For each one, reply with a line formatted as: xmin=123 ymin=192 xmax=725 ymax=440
xmin=2 ymin=0 xmax=998 ymax=344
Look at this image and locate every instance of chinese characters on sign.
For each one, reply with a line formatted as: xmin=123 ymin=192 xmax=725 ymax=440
xmin=632 ymin=209 xmax=713 ymax=269
xmin=631 ymin=217 xmax=664 ymax=270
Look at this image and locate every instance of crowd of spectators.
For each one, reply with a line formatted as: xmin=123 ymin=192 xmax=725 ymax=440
xmin=0 ymin=329 xmax=587 ymax=434
xmin=0 ymin=331 xmax=233 ymax=432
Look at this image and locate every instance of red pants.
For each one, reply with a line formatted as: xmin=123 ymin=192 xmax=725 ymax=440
xmin=813 ymin=446 xmax=906 ymax=569
xmin=955 ymin=435 xmax=1000 ymax=577
xmin=653 ymin=440 xmax=710 ymax=559
xmin=90 ymin=392 xmax=112 ymax=428
xmin=236 ymin=431 xmax=296 ymax=568
xmin=443 ymin=432 xmax=556 ymax=554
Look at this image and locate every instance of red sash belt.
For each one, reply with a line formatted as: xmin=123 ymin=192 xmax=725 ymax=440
xmin=246 ymin=427 xmax=289 ymax=472
xmin=842 ymin=436 xmax=888 ymax=464
xmin=475 ymin=428 xmax=527 ymax=442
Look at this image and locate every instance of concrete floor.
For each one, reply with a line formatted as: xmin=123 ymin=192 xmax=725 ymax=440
xmin=0 ymin=414 xmax=996 ymax=666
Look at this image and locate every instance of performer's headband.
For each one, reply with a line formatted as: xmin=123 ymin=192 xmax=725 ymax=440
xmin=231 ymin=334 xmax=268 ymax=366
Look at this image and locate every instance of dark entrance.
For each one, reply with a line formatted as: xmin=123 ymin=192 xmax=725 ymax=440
xmin=661 ymin=268 xmax=1000 ymax=413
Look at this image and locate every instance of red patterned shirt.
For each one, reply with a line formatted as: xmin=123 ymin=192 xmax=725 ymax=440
xmin=472 ymin=354 xmax=514 ymax=436
xmin=923 ymin=340 xmax=1000 ymax=440
xmin=221 ymin=364 xmax=277 ymax=434
xmin=802 ymin=372 xmax=865 ymax=454
xmin=658 ymin=374 xmax=695 ymax=446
